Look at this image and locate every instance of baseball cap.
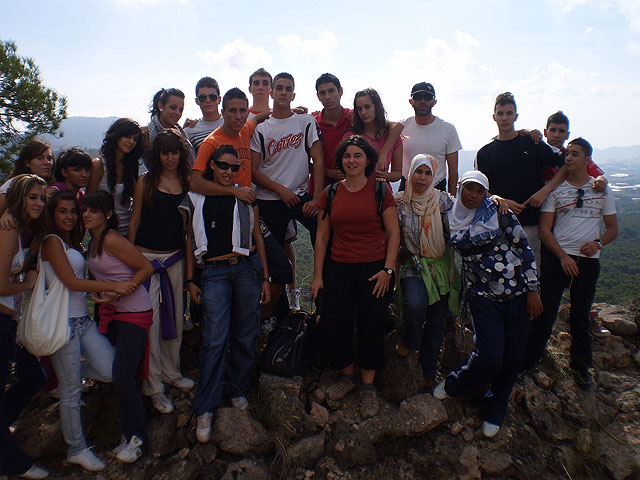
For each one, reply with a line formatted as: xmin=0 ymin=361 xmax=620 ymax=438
xmin=411 ymin=82 xmax=436 ymax=99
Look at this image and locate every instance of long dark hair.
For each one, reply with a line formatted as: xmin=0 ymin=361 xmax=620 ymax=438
xmin=149 ymin=88 xmax=185 ymax=119
xmin=46 ymin=190 xmax=83 ymax=251
xmin=335 ymin=135 xmax=378 ymax=178
xmin=144 ymin=129 xmax=190 ymax=207
xmin=10 ymin=139 xmax=52 ymax=178
xmin=100 ymin=118 xmax=142 ymax=206
xmin=352 ymin=88 xmax=388 ymax=139
xmin=53 ymin=147 xmax=92 ymax=183
xmin=6 ymin=174 xmax=49 ymax=239
xmin=84 ymin=190 xmax=119 ymax=256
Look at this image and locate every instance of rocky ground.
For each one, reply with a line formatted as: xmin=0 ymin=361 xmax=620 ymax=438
xmin=5 ymin=297 xmax=640 ymax=479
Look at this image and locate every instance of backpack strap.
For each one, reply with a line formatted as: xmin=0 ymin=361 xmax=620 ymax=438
xmin=375 ymin=181 xmax=387 ymax=228
xmin=321 ymin=182 xmax=339 ymax=220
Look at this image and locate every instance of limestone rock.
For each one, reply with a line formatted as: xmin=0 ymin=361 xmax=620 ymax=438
xmin=147 ymin=412 xmax=178 ymax=457
xmin=575 ymin=428 xmax=592 ymax=453
xmin=377 ymin=327 xmax=424 ymax=403
xmin=592 ymin=411 xmax=640 ymax=480
xmin=288 ymin=434 xmax=325 ymax=468
xmin=14 ymin=402 xmax=63 ymax=459
xmin=191 ymin=442 xmax=218 ymax=465
xmin=481 ymin=451 xmax=513 ymax=474
xmin=310 ymin=401 xmax=329 ymax=428
xmin=523 ymin=377 xmax=573 ymax=441
xmin=459 ymin=445 xmax=481 ymax=479
xmin=221 ymin=458 xmax=269 ymax=480
xmin=331 ymin=435 xmax=377 ymax=468
xmin=259 ymin=374 xmax=306 ymax=440
xmin=598 ymin=305 xmax=637 ymax=336
xmin=212 ymin=408 xmax=273 ymax=455
xmin=532 ymin=370 xmax=552 ymax=389
xmin=594 ymin=335 xmax=632 ymax=369
xmin=151 ymin=459 xmax=199 ymax=480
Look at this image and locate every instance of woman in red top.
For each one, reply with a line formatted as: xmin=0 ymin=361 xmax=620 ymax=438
xmin=311 ymin=135 xmax=400 ymax=419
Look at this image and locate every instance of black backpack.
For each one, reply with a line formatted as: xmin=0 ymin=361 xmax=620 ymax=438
xmin=261 ymin=310 xmax=318 ymax=378
xmin=321 ymin=180 xmax=387 ymax=228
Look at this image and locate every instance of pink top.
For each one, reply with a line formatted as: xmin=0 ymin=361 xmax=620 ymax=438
xmin=343 ymin=131 xmax=402 ymax=171
xmin=88 ymin=248 xmax=151 ymax=313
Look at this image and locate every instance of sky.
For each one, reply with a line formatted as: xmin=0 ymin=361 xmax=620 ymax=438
xmin=2 ymin=0 xmax=639 ymax=152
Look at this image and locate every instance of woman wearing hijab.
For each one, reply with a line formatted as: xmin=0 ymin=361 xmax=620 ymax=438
xmin=395 ymin=154 xmax=457 ymax=390
xmin=433 ymin=170 xmax=542 ymax=439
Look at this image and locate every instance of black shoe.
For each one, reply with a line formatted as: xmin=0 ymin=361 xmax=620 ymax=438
xmin=573 ymin=369 xmax=593 ymax=389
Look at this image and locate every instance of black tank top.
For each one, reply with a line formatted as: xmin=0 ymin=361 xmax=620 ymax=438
xmin=135 ymin=189 xmax=186 ymax=251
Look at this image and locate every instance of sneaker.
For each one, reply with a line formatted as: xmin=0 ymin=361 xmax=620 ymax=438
xmin=326 ymin=376 xmax=358 ymax=401
xmin=115 ymin=435 xmax=143 ymax=464
xmin=230 ymin=396 xmax=249 ymax=410
xmin=67 ymin=448 xmax=106 ymax=472
xmin=172 ymin=377 xmax=195 ymax=391
xmin=288 ymin=287 xmax=301 ymax=311
xmin=18 ymin=465 xmax=49 ymax=479
xmin=573 ymin=368 xmax=593 ymax=389
xmin=261 ymin=316 xmax=277 ymax=337
xmin=360 ymin=389 xmax=379 ymax=419
xmin=433 ymin=380 xmax=451 ymax=400
xmin=590 ymin=313 xmax=610 ymax=338
xmin=196 ymin=412 xmax=213 ymax=443
xmin=482 ymin=421 xmax=501 ymax=438
xmin=112 ymin=435 xmax=127 ymax=455
xmin=151 ymin=392 xmax=174 ymax=414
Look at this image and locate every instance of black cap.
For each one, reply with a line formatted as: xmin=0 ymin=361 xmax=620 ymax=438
xmin=411 ymin=82 xmax=435 ymax=99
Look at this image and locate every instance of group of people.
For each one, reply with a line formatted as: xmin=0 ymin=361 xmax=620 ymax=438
xmin=0 ymin=68 xmax=618 ymax=479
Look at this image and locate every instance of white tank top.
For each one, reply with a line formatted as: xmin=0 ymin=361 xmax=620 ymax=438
xmin=99 ymin=158 xmax=133 ymax=236
xmin=0 ymin=236 xmax=25 ymax=312
xmin=43 ymin=240 xmax=88 ymax=318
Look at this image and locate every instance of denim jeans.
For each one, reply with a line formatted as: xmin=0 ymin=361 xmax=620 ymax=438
xmin=50 ymin=315 xmax=114 ymax=455
xmin=193 ymin=256 xmax=262 ymax=416
xmin=400 ymin=276 xmax=449 ymax=379
xmin=445 ymin=295 xmax=529 ymax=426
xmin=1 ymin=313 xmax=45 ymax=475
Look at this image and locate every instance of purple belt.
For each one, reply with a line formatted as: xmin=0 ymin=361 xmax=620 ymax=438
xmin=143 ymin=249 xmax=185 ymax=340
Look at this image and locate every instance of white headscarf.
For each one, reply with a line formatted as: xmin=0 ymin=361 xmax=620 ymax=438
xmin=448 ymin=170 xmax=499 ymax=243
xmin=401 ymin=154 xmax=445 ymax=258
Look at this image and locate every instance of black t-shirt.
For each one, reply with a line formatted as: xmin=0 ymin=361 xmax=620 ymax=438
xmin=476 ymin=134 xmax=563 ymax=226
xmin=202 ymin=196 xmax=256 ymax=259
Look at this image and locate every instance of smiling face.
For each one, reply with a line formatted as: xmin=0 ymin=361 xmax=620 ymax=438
xmin=158 ymin=95 xmax=185 ymax=127
xmin=341 ymin=145 xmax=368 ymax=178
xmin=54 ymin=199 xmax=78 ymax=233
xmin=544 ymin=122 xmax=569 ymax=149
xmin=82 ymin=206 xmax=109 ymax=231
xmin=411 ymin=164 xmax=433 ymax=195
xmin=355 ymin=95 xmax=376 ymax=126
xmin=316 ymin=82 xmax=342 ymax=111
xmin=25 ymin=185 xmax=46 ymax=220
xmin=460 ymin=182 xmax=486 ymax=209
xmin=116 ymin=133 xmax=140 ymax=155
xmin=222 ymin=98 xmax=249 ymax=134
xmin=62 ymin=165 xmax=91 ymax=189
xmin=26 ymin=148 xmax=54 ymax=178
xmin=159 ymin=149 xmax=180 ymax=172
xmin=211 ymin=153 xmax=241 ymax=186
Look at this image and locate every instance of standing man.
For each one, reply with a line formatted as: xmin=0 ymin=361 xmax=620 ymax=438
xmin=475 ymin=92 xmax=564 ymax=267
xmin=251 ymin=72 xmax=324 ymax=247
xmin=521 ymin=137 xmax=618 ymax=388
xmin=400 ymin=82 xmax=462 ymax=195
xmin=184 ymin=77 xmax=224 ymax=153
xmin=248 ymin=68 xmax=273 ymax=120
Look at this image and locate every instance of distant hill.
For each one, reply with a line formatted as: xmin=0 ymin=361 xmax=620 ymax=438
xmin=41 ymin=116 xmax=120 ymax=150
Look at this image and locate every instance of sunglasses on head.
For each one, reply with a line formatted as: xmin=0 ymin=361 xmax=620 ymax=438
xmin=214 ymin=161 xmax=242 ymax=172
xmin=576 ymin=188 xmax=585 ymax=208
xmin=412 ymin=93 xmax=434 ymax=101
xmin=198 ymin=93 xmax=218 ymax=102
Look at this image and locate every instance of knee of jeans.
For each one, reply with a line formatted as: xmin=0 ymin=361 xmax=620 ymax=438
xmin=58 ymin=384 xmax=84 ymax=408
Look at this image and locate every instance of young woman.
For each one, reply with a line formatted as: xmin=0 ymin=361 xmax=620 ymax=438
xmin=128 ymin=129 xmax=193 ymax=414
xmin=347 ymin=88 xmax=402 ymax=183
xmin=189 ymin=145 xmax=270 ymax=444
xmin=0 ymin=174 xmax=48 ymax=479
xmin=0 ymin=140 xmax=53 ymax=215
xmin=433 ymin=170 xmax=542 ymax=439
xmin=143 ymin=88 xmax=195 ymax=167
xmin=395 ymin=154 xmax=457 ymax=389
xmin=87 ymin=118 xmax=144 ymax=236
xmin=48 ymin=147 xmax=92 ymax=207
xmin=311 ymin=135 xmax=400 ymax=419
xmin=84 ymin=190 xmax=154 ymax=464
xmin=43 ymin=190 xmax=136 ymax=471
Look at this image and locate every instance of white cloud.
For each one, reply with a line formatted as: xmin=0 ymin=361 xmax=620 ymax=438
xmin=627 ymin=41 xmax=640 ymax=55
xmin=196 ymin=39 xmax=273 ymax=72
xmin=549 ymin=0 xmax=640 ymax=32
xmin=277 ymin=30 xmax=338 ymax=59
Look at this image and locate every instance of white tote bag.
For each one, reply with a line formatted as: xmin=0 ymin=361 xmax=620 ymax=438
xmin=18 ymin=235 xmax=71 ymax=356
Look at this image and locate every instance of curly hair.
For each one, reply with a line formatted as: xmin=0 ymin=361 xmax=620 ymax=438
xmin=352 ymin=88 xmax=388 ymax=140
xmin=100 ymin=118 xmax=142 ymax=206
xmin=335 ymin=135 xmax=379 ymax=178
xmin=10 ymin=139 xmax=51 ymax=178
xmin=144 ymin=129 xmax=190 ymax=207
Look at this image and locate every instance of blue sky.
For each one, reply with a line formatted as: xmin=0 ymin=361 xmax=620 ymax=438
xmin=2 ymin=0 xmax=639 ymax=151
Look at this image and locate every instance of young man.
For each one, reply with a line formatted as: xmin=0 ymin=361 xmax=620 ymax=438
xmin=400 ymin=82 xmax=462 ymax=195
xmin=184 ymin=77 xmax=224 ymax=153
xmin=250 ymin=72 xmax=324 ymax=247
xmin=521 ymin=138 xmax=618 ymax=388
xmin=475 ymin=92 xmax=564 ymax=268
xmin=248 ymin=68 xmax=272 ymax=120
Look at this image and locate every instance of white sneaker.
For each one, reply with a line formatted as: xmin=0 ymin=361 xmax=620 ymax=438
xmin=196 ymin=412 xmax=213 ymax=443
xmin=172 ymin=377 xmax=195 ymax=391
xmin=288 ymin=287 xmax=301 ymax=310
xmin=112 ymin=435 xmax=127 ymax=455
xmin=482 ymin=421 xmax=501 ymax=438
xmin=18 ymin=465 xmax=49 ymax=479
xmin=433 ymin=381 xmax=451 ymax=400
xmin=67 ymin=448 xmax=105 ymax=472
xmin=151 ymin=392 xmax=174 ymax=414
xmin=115 ymin=435 xmax=143 ymax=464
xmin=230 ymin=396 xmax=249 ymax=410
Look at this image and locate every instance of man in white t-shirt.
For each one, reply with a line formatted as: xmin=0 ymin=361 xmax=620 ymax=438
xmin=250 ymin=72 xmax=324 ymax=247
xmin=400 ymin=82 xmax=462 ymax=195
xmin=521 ymin=137 xmax=618 ymax=389
xmin=184 ymin=77 xmax=224 ymax=153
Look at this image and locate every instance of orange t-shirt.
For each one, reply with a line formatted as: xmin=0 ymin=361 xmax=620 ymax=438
xmin=192 ymin=121 xmax=256 ymax=188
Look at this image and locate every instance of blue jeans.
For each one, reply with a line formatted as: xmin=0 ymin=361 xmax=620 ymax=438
xmin=445 ymin=295 xmax=529 ymax=426
xmin=400 ymin=276 xmax=448 ymax=379
xmin=193 ymin=256 xmax=262 ymax=416
xmin=50 ymin=315 xmax=114 ymax=455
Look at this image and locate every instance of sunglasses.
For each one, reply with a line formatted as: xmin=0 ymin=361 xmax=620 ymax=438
xmin=214 ymin=161 xmax=242 ymax=172
xmin=576 ymin=188 xmax=585 ymax=208
xmin=197 ymin=93 xmax=218 ymax=102
xmin=412 ymin=93 xmax=435 ymax=101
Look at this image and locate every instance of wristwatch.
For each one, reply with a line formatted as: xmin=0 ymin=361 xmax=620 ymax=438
xmin=383 ymin=267 xmax=393 ymax=276
xmin=595 ymin=239 xmax=603 ymax=250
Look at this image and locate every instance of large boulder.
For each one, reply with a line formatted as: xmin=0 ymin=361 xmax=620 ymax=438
xmin=212 ymin=408 xmax=273 ymax=455
xmin=597 ymin=305 xmax=637 ymax=336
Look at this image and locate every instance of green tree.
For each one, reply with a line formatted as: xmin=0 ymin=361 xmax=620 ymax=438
xmin=0 ymin=39 xmax=67 ymax=180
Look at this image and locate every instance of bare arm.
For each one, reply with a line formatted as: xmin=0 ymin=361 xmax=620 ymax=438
xmin=538 ymin=210 xmax=579 ymax=277
xmin=446 ymin=151 xmax=459 ymax=196
xmin=87 ymin=158 xmax=104 ymax=193
xmin=252 ymin=205 xmax=271 ymax=304
xmin=0 ymin=193 xmax=6 ymax=216
xmin=368 ymin=206 xmax=400 ymax=298
xmin=377 ymin=122 xmax=404 ymax=172
xmin=310 ymin=209 xmax=331 ymax=299
xmin=0 ymin=229 xmax=35 ymax=296
xmin=190 ymin=170 xmax=256 ymax=203
xmin=579 ymin=213 xmax=618 ymax=257
xmin=525 ymin=165 xmax=568 ymax=208
xmin=127 ymin=174 xmax=146 ymax=242
xmin=103 ymin=231 xmax=154 ymax=287
xmin=376 ymin=142 xmax=402 ymax=183
xmin=309 ymin=140 xmax=325 ymax=201
xmin=250 ymin=150 xmax=300 ymax=207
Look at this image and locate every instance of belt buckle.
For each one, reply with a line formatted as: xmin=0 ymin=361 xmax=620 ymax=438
xmin=228 ymin=256 xmax=239 ymax=265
